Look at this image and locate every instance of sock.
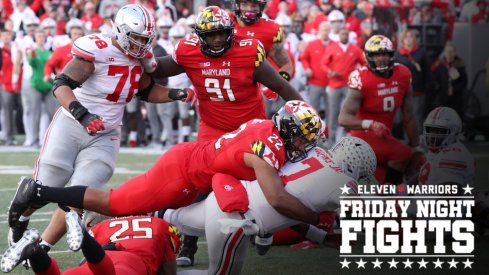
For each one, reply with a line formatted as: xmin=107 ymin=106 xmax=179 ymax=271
xmin=38 ymin=186 xmax=87 ymax=209
xmin=129 ymin=131 xmax=137 ymax=141
xmin=29 ymin=245 xmax=53 ymax=273
xmin=39 ymin=240 xmax=53 ymax=251
xmin=82 ymin=230 xmax=105 ymax=264
xmin=384 ymin=167 xmax=403 ymax=185
xmin=19 ymin=215 xmax=31 ymax=222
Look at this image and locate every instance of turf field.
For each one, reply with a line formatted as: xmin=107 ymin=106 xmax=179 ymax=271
xmin=1 ymin=142 xmax=489 ymax=275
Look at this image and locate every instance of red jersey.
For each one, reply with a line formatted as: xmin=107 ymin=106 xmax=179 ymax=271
xmin=90 ymin=216 xmax=176 ymax=275
xmin=348 ymin=63 xmax=412 ymax=130
xmin=187 ymin=119 xmax=286 ymax=192
xmin=230 ymin=13 xmax=283 ymax=53
xmin=301 ymin=38 xmax=329 ymax=87
xmin=173 ymin=35 xmax=267 ymax=132
xmin=320 ymin=41 xmax=365 ymax=88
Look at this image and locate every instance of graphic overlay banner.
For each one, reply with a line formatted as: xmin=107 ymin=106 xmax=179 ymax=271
xmin=339 ymin=183 xmax=475 ymax=270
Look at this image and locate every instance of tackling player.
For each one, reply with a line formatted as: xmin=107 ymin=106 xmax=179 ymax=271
xmin=1 ymin=210 xmax=182 ymax=275
xmin=7 ymin=4 xmax=190 ymax=252
xmin=163 ymin=137 xmax=377 ymax=274
xmin=8 ymin=101 xmax=327 ymax=241
xmin=339 ymin=35 xmax=420 ymax=185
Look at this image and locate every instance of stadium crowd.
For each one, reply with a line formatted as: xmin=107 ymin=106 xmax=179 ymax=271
xmin=0 ymin=0 xmax=487 ymax=148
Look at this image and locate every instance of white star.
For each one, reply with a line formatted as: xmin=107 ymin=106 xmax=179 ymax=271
xmin=340 ymin=184 xmax=351 ymax=194
xmin=418 ymin=258 xmax=428 ymax=269
xmin=403 ymin=258 xmax=413 ymax=269
xmin=388 ymin=258 xmax=398 ymax=269
xmin=340 ymin=258 xmax=350 ymax=269
xmin=463 ymin=184 xmax=474 ymax=194
xmin=355 ymin=258 xmax=366 ymax=269
xmin=433 ymin=258 xmax=443 ymax=269
xmin=372 ymin=258 xmax=382 ymax=269
xmin=462 ymin=258 xmax=473 ymax=269
xmin=448 ymin=258 xmax=458 ymax=269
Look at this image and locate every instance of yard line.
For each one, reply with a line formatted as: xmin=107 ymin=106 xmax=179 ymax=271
xmin=0 ymin=211 xmax=53 ymax=218
xmin=0 ymin=218 xmax=51 ymax=224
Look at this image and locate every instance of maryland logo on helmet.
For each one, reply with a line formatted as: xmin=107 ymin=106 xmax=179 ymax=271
xmin=284 ymin=101 xmax=322 ymax=143
xmin=197 ymin=6 xmax=232 ymax=32
xmin=364 ymin=35 xmax=394 ymax=53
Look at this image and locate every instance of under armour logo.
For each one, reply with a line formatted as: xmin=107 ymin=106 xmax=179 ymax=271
xmin=392 ymin=81 xmax=398 ymax=85
xmin=224 ymin=185 xmax=233 ymax=191
xmin=182 ymin=189 xmax=191 ymax=194
xmin=37 ymin=187 xmax=41 ymax=197
xmin=247 ymin=31 xmax=254 ymax=36
xmin=222 ymin=61 xmax=231 ymax=66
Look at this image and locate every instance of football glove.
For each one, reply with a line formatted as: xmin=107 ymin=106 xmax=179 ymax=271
xmin=80 ymin=113 xmax=105 ymax=136
xmin=317 ymin=211 xmax=336 ymax=233
xmin=183 ymin=87 xmax=197 ymax=107
xmin=261 ymin=86 xmax=278 ymax=101
xmin=369 ymin=121 xmax=391 ymax=139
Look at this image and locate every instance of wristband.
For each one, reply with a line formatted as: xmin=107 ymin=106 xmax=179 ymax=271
xmin=68 ymin=101 xmax=88 ymax=122
xmin=279 ymin=71 xmax=291 ymax=81
xmin=361 ymin=120 xmax=373 ymax=130
xmin=305 ymin=226 xmax=327 ymax=244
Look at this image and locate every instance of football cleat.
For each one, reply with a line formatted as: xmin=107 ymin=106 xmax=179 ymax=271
xmin=1 ymin=228 xmax=40 ymax=273
xmin=254 ymin=233 xmax=273 ymax=256
xmin=8 ymin=177 xmax=39 ymax=228
xmin=65 ymin=211 xmax=84 ymax=252
xmin=8 ymin=220 xmax=30 ymax=246
xmin=176 ymin=248 xmax=195 ymax=267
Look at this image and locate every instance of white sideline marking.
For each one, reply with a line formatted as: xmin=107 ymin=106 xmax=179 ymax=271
xmin=0 ymin=165 xmax=145 ymax=175
xmin=0 ymin=211 xmax=53 ymax=218
xmin=0 ymin=218 xmax=51 ymax=224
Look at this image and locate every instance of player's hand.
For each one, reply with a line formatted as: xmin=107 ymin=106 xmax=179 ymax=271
xmin=183 ymin=87 xmax=197 ymax=107
xmin=261 ymin=86 xmax=278 ymax=101
xmin=317 ymin=211 xmax=336 ymax=233
xmin=80 ymin=113 xmax=105 ymax=135
xmin=369 ymin=121 xmax=391 ymax=139
xmin=140 ymin=50 xmax=157 ymax=73
xmin=289 ymin=240 xmax=320 ymax=250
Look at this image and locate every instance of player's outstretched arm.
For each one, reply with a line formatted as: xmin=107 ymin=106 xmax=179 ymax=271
xmin=401 ymin=90 xmax=420 ymax=147
xmin=338 ymin=88 xmax=364 ymax=130
xmin=244 ymin=153 xmax=319 ymax=225
xmin=254 ymin=59 xmax=303 ymax=101
xmin=268 ymin=41 xmax=294 ymax=77
xmin=149 ymin=55 xmax=186 ymax=78
xmin=137 ymin=73 xmax=190 ymax=103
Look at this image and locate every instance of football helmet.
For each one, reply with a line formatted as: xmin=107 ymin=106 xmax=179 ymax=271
xmin=364 ymin=35 xmax=395 ymax=76
xmin=113 ymin=4 xmax=156 ymax=58
xmin=166 ymin=223 xmax=183 ymax=255
xmin=194 ymin=6 xmax=234 ymax=57
xmin=232 ymin=0 xmax=267 ymax=25
xmin=328 ymin=137 xmax=377 ymax=183
xmin=423 ymin=107 xmax=462 ymax=150
xmin=272 ymin=100 xmax=324 ymax=162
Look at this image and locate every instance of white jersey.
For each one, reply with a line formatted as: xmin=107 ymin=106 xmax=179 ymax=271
xmin=244 ymin=147 xmax=357 ymax=234
xmin=418 ymin=141 xmax=475 ymax=187
xmin=63 ymin=33 xmax=143 ymax=132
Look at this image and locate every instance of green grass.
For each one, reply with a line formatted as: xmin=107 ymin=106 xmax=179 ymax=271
xmin=1 ymin=143 xmax=489 ymax=274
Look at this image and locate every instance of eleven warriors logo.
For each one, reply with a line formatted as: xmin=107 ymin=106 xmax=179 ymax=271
xmin=338 ymin=183 xmax=475 ymax=269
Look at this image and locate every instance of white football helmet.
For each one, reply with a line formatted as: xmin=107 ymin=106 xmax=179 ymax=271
xmin=328 ymin=10 xmax=345 ymax=23
xmin=113 ymin=4 xmax=156 ymax=58
xmin=423 ymin=107 xmax=462 ymax=150
xmin=328 ymin=137 xmax=377 ymax=183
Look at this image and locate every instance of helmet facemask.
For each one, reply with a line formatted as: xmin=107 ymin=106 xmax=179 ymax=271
xmin=365 ymin=51 xmax=394 ymax=76
xmin=234 ymin=0 xmax=267 ymax=25
xmin=364 ymin=35 xmax=395 ymax=77
xmin=196 ymin=28 xmax=234 ymax=57
xmin=115 ymin=24 xmax=154 ymax=58
xmin=423 ymin=125 xmax=452 ymax=150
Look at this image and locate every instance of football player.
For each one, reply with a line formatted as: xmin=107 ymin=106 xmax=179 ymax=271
xmin=145 ymin=6 xmax=302 ymax=142
xmin=7 ymin=4 xmax=190 ymax=253
xmin=8 ymin=101 xmax=327 ymax=243
xmin=339 ymin=35 xmax=420 ymax=185
xmin=417 ymin=107 xmax=474 ymax=188
xmin=1 ymin=210 xmax=182 ymax=275
xmin=164 ymin=137 xmax=377 ymax=274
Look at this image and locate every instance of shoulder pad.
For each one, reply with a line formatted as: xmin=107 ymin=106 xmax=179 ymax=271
xmin=71 ymin=34 xmax=111 ymax=61
xmin=348 ymin=69 xmax=363 ymax=90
